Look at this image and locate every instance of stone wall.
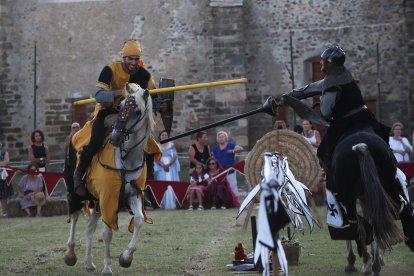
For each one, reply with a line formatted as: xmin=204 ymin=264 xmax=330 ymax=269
xmin=0 ymin=0 xmax=412 ymax=161
xmin=243 ymin=0 xmax=411 ymax=142
xmin=406 ymin=0 xmax=414 ymax=131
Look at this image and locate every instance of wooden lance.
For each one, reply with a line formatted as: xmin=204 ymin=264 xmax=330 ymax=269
xmin=74 ymin=78 xmax=247 ymax=105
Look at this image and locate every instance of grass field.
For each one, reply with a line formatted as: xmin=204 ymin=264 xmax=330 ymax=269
xmin=0 ymin=206 xmax=412 ymax=275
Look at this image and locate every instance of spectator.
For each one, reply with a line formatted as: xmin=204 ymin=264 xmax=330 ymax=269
xmin=159 ymin=185 xmax=178 ymax=210
xmin=293 ymin=124 xmax=303 ymax=134
xmin=188 ymin=131 xmax=211 ymax=175
xmin=28 ymin=129 xmax=50 ymax=172
xmin=187 ymin=163 xmax=208 ymax=210
xmin=389 ymin=122 xmax=413 ymax=162
xmin=205 ymin=157 xmax=238 ymax=210
xmin=0 ymin=142 xmax=13 ymax=217
xmin=301 ymin=120 xmax=321 ymax=149
xmin=17 ymin=163 xmax=46 ymax=217
xmin=64 ymin=122 xmax=80 ymax=152
xmin=412 ymin=130 xmax=414 ymax=151
xmin=154 ymin=130 xmax=181 ymax=181
xmin=212 ymin=130 xmax=243 ymax=196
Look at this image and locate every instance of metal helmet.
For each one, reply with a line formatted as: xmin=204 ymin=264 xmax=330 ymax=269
xmin=320 ymin=45 xmax=346 ymax=66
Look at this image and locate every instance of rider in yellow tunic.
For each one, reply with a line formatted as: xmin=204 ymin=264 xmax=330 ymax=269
xmin=72 ymin=39 xmax=158 ymax=197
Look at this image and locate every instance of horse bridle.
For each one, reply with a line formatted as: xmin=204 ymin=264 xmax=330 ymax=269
xmin=99 ymin=94 xmax=149 ymax=173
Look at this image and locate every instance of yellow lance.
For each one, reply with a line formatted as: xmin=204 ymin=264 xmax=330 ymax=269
xmin=74 ymin=78 xmax=247 ymax=105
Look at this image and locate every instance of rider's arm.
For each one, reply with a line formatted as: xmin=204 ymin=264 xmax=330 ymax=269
xmin=95 ymin=66 xmax=124 ymax=103
xmin=95 ymin=87 xmax=124 ymax=103
xmin=284 ymin=79 xmax=324 ymax=100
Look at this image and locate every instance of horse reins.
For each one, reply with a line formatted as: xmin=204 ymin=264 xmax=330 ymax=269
xmin=97 ymin=98 xmax=149 ymax=173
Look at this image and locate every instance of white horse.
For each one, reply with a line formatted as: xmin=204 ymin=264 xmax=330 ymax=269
xmin=64 ymin=83 xmax=156 ymax=275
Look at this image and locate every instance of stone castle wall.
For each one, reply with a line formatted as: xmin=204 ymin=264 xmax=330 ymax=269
xmin=0 ymin=0 xmax=412 ymax=161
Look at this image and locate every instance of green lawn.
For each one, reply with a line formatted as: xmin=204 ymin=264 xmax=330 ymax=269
xmin=0 ymin=206 xmax=412 ymax=275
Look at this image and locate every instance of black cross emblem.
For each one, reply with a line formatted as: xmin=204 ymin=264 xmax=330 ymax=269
xmin=328 ymin=203 xmax=338 ymax=217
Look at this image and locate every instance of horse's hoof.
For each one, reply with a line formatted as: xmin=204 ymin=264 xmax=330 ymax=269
xmin=64 ymin=255 xmax=77 ymax=266
xmin=101 ymin=269 xmax=113 ymax=276
xmin=362 ymin=264 xmax=373 ymax=275
xmin=85 ymin=266 xmax=96 ymax=273
xmin=344 ymin=265 xmax=357 ymax=273
xmin=119 ymin=253 xmax=132 ymax=268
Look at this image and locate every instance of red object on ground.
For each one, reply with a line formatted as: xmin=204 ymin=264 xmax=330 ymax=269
xmin=234 ymin=243 xmax=247 ymax=261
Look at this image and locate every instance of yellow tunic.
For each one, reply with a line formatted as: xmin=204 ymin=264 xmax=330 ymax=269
xmin=85 ymin=136 xmax=161 ymax=230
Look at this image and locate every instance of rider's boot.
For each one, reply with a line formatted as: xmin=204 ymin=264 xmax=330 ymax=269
xmin=400 ymin=203 xmax=414 ymax=251
xmin=73 ymin=149 xmax=93 ymax=197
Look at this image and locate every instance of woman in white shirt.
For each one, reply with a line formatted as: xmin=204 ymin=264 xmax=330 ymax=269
xmin=301 ymin=120 xmax=321 ymax=149
xmin=389 ymin=122 xmax=413 ymax=162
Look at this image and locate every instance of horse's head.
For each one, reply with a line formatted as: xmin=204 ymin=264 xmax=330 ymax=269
xmin=110 ymin=83 xmax=154 ymax=147
xmin=262 ymin=152 xmax=286 ymax=189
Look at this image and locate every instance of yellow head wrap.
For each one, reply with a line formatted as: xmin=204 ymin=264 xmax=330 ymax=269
xmin=120 ymin=39 xmax=142 ymax=57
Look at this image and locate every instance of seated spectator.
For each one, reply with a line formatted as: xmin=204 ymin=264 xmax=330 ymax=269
xmin=389 ymin=122 xmax=412 ymax=162
xmin=17 ymin=163 xmax=46 ymax=217
xmin=0 ymin=142 xmax=14 ymax=217
xmin=187 ymin=163 xmax=208 ymax=210
xmin=212 ymin=130 xmax=243 ymax=196
xmin=205 ymin=157 xmax=239 ymax=210
xmin=301 ymin=120 xmax=321 ymax=149
xmin=412 ymin=130 xmax=414 ymax=151
xmin=28 ymin=129 xmax=50 ymax=172
xmin=293 ymin=124 xmax=303 ymax=134
xmin=188 ymin=131 xmax=211 ymax=175
xmin=154 ymin=130 xmax=181 ymax=181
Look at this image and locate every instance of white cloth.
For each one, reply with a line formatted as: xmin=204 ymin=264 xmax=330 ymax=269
xmin=226 ymin=172 xmax=238 ymax=196
xmin=0 ymin=168 xmax=8 ymax=180
xmin=389 ymin=136 xmax=412 ymax=162
xmin=160 ymin=185 xmax=177 ymax=210
xmin=326 ymin=189 xmax=344 ymax=227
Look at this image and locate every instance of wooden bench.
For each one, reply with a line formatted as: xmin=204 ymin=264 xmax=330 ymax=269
xmin=6 ymin=197 xmax=68 ymax=217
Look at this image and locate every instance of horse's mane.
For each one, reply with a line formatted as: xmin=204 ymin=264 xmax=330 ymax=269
xmin=135 ymin=88 xmax=155 ymax=136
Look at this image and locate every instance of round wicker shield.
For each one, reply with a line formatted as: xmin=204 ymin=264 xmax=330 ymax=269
xmin=245 ymin=129 xmax=320 ymax=189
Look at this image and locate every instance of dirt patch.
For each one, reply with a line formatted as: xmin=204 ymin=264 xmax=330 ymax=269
xmin=183 ymin=217 xmax=236 ymax=275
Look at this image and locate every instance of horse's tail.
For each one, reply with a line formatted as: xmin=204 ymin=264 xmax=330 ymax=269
xmin=352 ymin=143 xmax=403 ymax=250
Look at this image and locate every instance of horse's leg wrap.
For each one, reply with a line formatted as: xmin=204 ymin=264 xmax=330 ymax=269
xmin=370 ymin=240 xmax=382 ymax=275
xmin=400 ymin=204 xmax=414 ymax=251
xmin=345 ymin=240 xmax=357 ymax=273
xmin=102 ymin=224 xmax=113 ymax=275
xmin=84 ymin=211 xmax=99 ymax=272
xmin=119 ymin=195 xmax=144 ymax=268
xmin=74 ymin=149 xmax=94 ymax=197
xmin=64 ymin=212 xmax=79 ymax=266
